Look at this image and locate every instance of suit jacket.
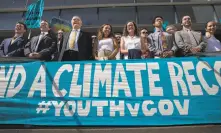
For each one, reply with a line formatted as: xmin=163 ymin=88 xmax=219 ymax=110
xmin=148 ymin=32 xmax=177 ymax=56
xmin=24 ymin=34 xmax=56 ymax=61
xmin=175 ymin=29 xmax=207 ymax=56
xmin=51 ymin=38 xmax=63 ymax=61
xmin=58 ymin=30 xmax=92 ymax=61
xmin=0 ymin=36 xmax=27 ymax=57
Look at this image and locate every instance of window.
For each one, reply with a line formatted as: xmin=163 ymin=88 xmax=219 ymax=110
xmin=0 ymin=12 xmax=23 ymax=30
xmin=0 ymin=0 xmax=26 ymax=8
xmin=138 ymin=6 xmax=175 ymax=24
xmin=98 ymin=0 xmax=134 ymax=4
xmin=214 ymin=5 xmax=221 ymax=23
xmin=99 ymin=7 xmax=136 ymax=25
xmin=63 ymin=0 xmax=97 ymax=6
xmin=176 ymin=5 xmax=214 ymax=23
xmin=60 ymin=8 xmax=98 ymax=26
xmin=136 ymin=0 xmax=171 ymax=2
xmin=42 ymin=10 xmax=60 ymax=21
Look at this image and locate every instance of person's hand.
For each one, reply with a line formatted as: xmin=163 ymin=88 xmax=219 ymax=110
xmin=162 ymin=51 xmax=173 ymax=58
xmin=32 ymin=52 xmax=41 ymax=58
xmin=190 ymin=47 xmax=200 ymax=53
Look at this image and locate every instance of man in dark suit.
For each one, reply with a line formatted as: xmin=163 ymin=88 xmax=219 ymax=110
xmin=0 ymin=22 xmax=27 ymax=57
xmin=24 ymin=20 xmax=56 ymax=61
xmin=58 ymin=16 xmax=92 ymax=61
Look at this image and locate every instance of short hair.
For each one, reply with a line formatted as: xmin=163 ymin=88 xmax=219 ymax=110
xmin=152 ymin=16 xmax=164 ymax=24
xmin=17 ymin=21 xmax=27 ymax=31
xmin=41 ymin=20 xmax=51 ymax=28
xmin=181 ymin=15 xmax=191 ymax=23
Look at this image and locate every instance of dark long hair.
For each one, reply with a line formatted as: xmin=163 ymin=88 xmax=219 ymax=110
xmin=122 ymin=21 xmax=139 ymax=37
xmin=97 ymin=24 xmax=114 ymax=40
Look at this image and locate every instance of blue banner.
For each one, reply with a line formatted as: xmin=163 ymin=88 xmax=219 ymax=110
xmin=0 ymin=57 xmax=221 ymax=126
xmin=25 ymin=0 xmax=44 ymax=28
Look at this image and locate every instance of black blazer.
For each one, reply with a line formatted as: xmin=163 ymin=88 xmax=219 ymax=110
xmin=24 ymin=34 xmax=56 ymax=61
xmin=0 ymin=36 xmax=27 ymax=57
xmin=58 ymin=30 xmax=92 ymax=61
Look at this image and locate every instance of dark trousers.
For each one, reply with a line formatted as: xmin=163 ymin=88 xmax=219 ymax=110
xmin=62 ymin=50 xmax=79 ymax=61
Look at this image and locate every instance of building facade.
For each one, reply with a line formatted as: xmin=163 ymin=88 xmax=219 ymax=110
xmin=0 ymin=0 xmax=221 ymax=39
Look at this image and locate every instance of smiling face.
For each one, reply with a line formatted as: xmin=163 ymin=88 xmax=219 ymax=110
xmin=15 ymin=23 xmax=26 ymax=34
xmin=102 ymin=24 xmax=111 ymax=37
xmin=206 ymin=21 xmax=216 ymax=34
xmin=40 ymin=20 xmax=50 ymax=32
xmin=182 ymin=16 xmax=192 ymax=28
xmin=71 ymin=16 xmax=82 ymax=29
xmin=127 ymin=22 xmax=135 ymax=34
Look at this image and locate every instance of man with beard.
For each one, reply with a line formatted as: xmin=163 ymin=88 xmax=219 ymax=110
xmin=0 ymin=22 xmax=27 ymax=57
xmin=58 ymin=16 xmax=92 ymax=61
xmin=24 ymin=20 xmax=56 ymax=61
xmin=148 ymin=16 xmax=177 ymax=58
xmin=175 ymin=15 xmax=207 ymax=56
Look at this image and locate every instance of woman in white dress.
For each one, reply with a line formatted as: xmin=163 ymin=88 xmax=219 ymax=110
xmin=204 ymin=21 xmax=221 ymax=52
xmin=93 ymin=24 xmax=119 ymax=60
xmin=120 ymin=21 xmax=146 ymax=59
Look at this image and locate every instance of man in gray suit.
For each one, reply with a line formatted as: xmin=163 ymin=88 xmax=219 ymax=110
xmin=148 ymin=16 xmax=177 ymax=58
xmin=175 ymin=15 xmax=207 ymax=56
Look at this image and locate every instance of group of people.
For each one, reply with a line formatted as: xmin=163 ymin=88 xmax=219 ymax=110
xmin=0 ymin=15 xmax=220 ymax=61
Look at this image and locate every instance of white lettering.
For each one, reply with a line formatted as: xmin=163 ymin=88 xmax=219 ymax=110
xmin=126 ymin=103 xmax=140 ymax=117
xmin=158 ymin=100 xmax=174 ymax=116
xmin=142 ymin=100 xmax=157 ymax=116
xmin=92 ymin=101 xmax=108 ymax=116
xmin=69 ymin=64 xmax=82 ymax=97
xmin=113 ymin=64 xmax=131 ymax=97
xmin=196 ymin=61 xmax=219 ymax=95
xmin=7 ymin=65 xmax=26 ymax=97
xmin=64 ymin=101 xmax=76 ymax=117
xmin=110 ymin=100 xmax=125 ymax=117
xmin=182 ymin=62 xmax=203 ymax=96
xmin=0 ymin=66 xmax=13 ymax=98
xmin=52 ymin=64 xmax=72 ymax=97
xmin=147 ymin=63 xmax=163 ymax=96
xmin=126 ymin=63 xmax=146 ymax=97
xmin=28 ymin=65 xmax=46 ymax=97
xmin=93 ymin=63 xmax=112 ymax=97
xmin=174 ymin=100 xmax=189 ymax=115
xmin=52 ymin=101 xmax=65 ymax=116
xmin=83 ymin=64 xmax=92 ymax=97
xmin=77 ymin=100 xmax=91 ymax=116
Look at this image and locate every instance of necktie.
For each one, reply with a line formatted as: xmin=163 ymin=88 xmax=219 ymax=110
xmin=35 ymin=33 xmax=45 ymax=52
xmin=11 ymin=36 xmax=17 ymax=45
xmin=161 ymin=32 xmax=168 ymax=51
xmin=69 ymin=30 xmax=77 ymax=49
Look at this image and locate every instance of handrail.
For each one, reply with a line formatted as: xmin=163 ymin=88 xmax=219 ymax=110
xmin=0 ymin=1 xmax=221 ymax=13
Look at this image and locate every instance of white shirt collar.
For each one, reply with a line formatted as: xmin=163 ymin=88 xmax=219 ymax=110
xmin=183 ymin=26 xmax=192 ymax=32
xmin=41 ymin=32 xmax=48 ymax=35
xmin=72 ymin=29 xmax=80 ymax=32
